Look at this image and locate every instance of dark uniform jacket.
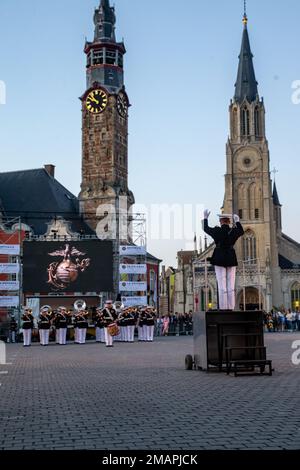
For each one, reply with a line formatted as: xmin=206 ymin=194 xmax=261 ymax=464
xmin=145 ymin=312 xmax=155 ymax=326
xmin=56 ymin=313 xmax=68 ymax=329
xmin=22 ymin=314 xmax=34 ymax=330
xmin=77 ymin=313 xmax=88 ymax=329
xmin=38 ymin=313 xmax=51 ymax=330
xmin=102 ymin=308 xmax=117 ymax=327
xmin=203 ymin=220 xmax=244 ymax=267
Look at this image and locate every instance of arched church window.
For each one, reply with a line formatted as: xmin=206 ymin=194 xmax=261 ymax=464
xmin=238 ymin=183 xmax=247 ymax=220
xmin=254 ymin=106 xmax=260 ymax=136
xmin=291 ymin=283 xmax=300 ymax=310
xmin=241 ymin=107 xmax=250 ymax=136
xmin=243 ymin=230 xmax=257 ymax=265
xmin=232 ymin=107 xmax=238 ymax=138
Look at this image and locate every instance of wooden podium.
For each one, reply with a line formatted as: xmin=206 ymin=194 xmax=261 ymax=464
xmin=189 ymin=310 xmax=272 ymax=376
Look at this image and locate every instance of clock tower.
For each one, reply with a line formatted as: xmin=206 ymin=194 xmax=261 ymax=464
xmin=79 ymin=0 xmax=134 ymax=237
xmin=223 ymin=13 xmax=281 ymax=307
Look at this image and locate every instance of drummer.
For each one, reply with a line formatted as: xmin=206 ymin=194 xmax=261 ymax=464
xmin=102 ymin=300 xmax=118 ymax=348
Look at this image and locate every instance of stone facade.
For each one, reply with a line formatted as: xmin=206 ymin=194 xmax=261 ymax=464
xmin=79 ymin=1 xmax=134 ymax=234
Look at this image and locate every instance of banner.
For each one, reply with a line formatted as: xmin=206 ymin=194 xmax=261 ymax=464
xmin=0 ymin=281 xmax=20 ymax=291
xmin=119 ymin=264 xmax=147 ymax=274
xmin=119 ymin=245 xmax=146 ymax=256
xmin=0 ymin=296 xmax=19 ymax=307
xmin=121 ymin=296 xmax=148 ymax=307
xmin=119 ymin=281 xmax=147 ymax=292
xmin=0 ymin=264 xmax=20 ymax=274
xmin=0 ymin=245 xmax=20 ymax=255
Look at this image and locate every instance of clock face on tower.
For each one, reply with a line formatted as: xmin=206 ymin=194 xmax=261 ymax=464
xmin=86 ymin=89 xmax=108 ymax=114
xmin=117 ymin=93 xmax=128 ymax=118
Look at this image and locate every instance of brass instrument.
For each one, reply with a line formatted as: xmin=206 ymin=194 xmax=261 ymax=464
xmin=74 ymin=299 xmax=87 ymax=312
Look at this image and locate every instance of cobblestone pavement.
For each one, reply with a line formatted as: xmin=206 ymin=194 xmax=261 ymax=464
xmin=0 ymin=333 xmax=299 ymax=450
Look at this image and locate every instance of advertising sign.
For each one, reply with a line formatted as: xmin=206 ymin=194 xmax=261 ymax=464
xmin=119 ymin=245 xmax=146 ymax=256
xmin=119 ymin=264 xmax=147 ymax=274
xmin=119 ymin=282 xmax=147 ymax=292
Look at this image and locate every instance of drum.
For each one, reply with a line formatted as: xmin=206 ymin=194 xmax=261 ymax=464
xmin=107 ymin=322 xmax=120 ymax=337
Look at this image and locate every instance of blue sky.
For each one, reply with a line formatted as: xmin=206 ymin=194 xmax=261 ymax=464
xmin=0 ymin=0 xmax=299 ymax=266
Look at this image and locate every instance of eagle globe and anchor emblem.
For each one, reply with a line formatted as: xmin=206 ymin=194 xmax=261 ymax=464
xmin=47 ymin=244 xmax=91 ymax=290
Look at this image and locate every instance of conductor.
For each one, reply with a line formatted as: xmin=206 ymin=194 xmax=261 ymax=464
xmin=203 ymin=210 xmax=244 ymax=310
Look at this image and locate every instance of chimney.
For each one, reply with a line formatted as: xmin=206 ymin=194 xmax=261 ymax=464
xmin=44 ymin=164 xmax=55 ymax=178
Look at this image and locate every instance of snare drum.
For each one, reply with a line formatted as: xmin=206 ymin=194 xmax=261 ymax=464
xmin=107 ymin=322 xmax=120 ymax=337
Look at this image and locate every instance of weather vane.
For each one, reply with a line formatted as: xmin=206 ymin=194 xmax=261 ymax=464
xmin=243 ymin=0 xmax=248 ymax=26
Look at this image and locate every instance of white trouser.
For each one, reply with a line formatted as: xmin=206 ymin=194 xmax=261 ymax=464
xmin=146 ymin=325 xmax=154 ymax=341
xmin=104 ymin=328 xmax=113 ymax=346
xmin=127 ymin=325 xmax=135 ymax=342
xmin=78 ymin=328 xmax=87 ymax=344
xmin=123 ymin=326 xmax=129 ymax=342
xmin=100 ymin=328 xmax=105 ymax=343
xmin=23 ymin=329 xmax=32 ymax=346
xmin=215 ymin=266 xmax=237 ymax=310
xmin=74 ymin=327 xmax=78 ymax=343
xmin=120 ymin=326 xmax=126 ymax=342
xmin=55 ymin=329 xmax=60 ymax=344
xmin=142 ymin=325 xmax=147 ymax=341
xmin=39 ymin=329 xmax=49 ymax=345
xmin=58 ymin=328 xmax=67 ymax=345
xmin=138 ymin=326 xmax=144 ymax=341
xmin=96 ymin=327 xmax=102 ymax=342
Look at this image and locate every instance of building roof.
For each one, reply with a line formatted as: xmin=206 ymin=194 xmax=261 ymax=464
xmin=0 ymin=168 xmax=93 ymax=236
xmin=234 ymin=22 xmax=258 ymax=103
xmin=272 ymin=182 xmax=281 ymax=207
xmin=281 ymin=233 xmax=300 ymax=250
xmin=279 ymin=254 xmax=300 ymax=270
xmin=177 ymin=250 xmax=195 ymax=265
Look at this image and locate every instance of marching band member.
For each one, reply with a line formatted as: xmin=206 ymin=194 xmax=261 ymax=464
xmin=38 ymin=307 xmax=52 ymax=346
xmin=55 ymin=307 xmax=68 ymax=345
xmin=102 ymin=300 xmax=118 ymax=348
xmin=126 ymin=308 xmax=136 ymax=343
xmin=203 ymin=210 xmax=244 ymax=310
xmin=73 ymin=312 xmax=79 ymax=344
xmin=145 ymin=307 xmax=156 ymax=342
xmin=22 ymin=308 xmax=34 ymax=347
xmin=95 ymin=308 xmax=105 ymax=343
xmin=53 ymin=309 xmax=60 ymax=344
xmin=77 ymin=310 xmax=88 ymax=344
xmin=118 ymin=308 xmax=127 ymax=342
xmin=138 ymin=307 xmax=146 ymax=342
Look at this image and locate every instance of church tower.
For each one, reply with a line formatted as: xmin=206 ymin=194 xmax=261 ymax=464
xmin=223 ymin=13 xmax=282 ymax=308
xmin=79 ymin=0 xmax=134 ymax=237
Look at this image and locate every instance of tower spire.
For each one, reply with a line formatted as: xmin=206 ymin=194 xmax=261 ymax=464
xmin=243 ymin=0 xmax=248 ymax=26
xmin=234 ymin=6 xmax=258 ymax=103
xmin=94 ymin=0 xmax=116 ymax=42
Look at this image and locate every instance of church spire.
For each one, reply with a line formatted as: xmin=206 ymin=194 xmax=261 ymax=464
xmin=94 ymin=0 xmax=116 ymax=42
xmin=234 ymin=11 xmax=258 ymax=103
xmin=273 ymin=182 xmax=281 ymax=207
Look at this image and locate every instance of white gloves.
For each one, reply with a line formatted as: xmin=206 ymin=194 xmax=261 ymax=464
xmin=203 ymin=209 xmax=211 ymax=219
xmin=233 ymin=214 xmax=240 ymax=224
